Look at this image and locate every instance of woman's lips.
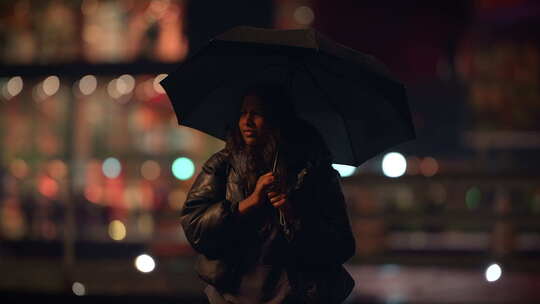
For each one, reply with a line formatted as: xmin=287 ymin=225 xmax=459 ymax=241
xmin=243 ymin=130 xmax=256 ymax=137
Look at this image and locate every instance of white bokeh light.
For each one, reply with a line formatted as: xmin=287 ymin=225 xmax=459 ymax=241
xmin=6 ymin=76 xmax=23 ymax=97
xmin=72 ymin=282 xmax=86 ymax=296
xmin=332 ymin=164 xmax=356 ymax=177
xmin=42 ymin=75 xmax=60 ymax=96
xmin=485 ymin=263 xmax=502 ymax=282
xmin=79 ymin=75 xmax=97 ymax=95
xmin=107 ymin=79 xmax=122 ymax=98
xmin=117 ymin=74 xmax=135 ymax=94
xmin=382 ymin=152 xmax=407 ymax=178
xmin=135 ymin=254 xmax=156 ymax=273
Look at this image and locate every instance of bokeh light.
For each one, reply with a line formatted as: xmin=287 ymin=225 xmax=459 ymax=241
xmin=171 ymin=157 xmax=195 ymax=180
xmin=137 ymin=213 xmax=154 ymax=237
xmin=79 ymin=75 xmax=98 ymax=95
xmin=47 ymin=159 xmax=68 ymax=180
xmin=107 ymin=78 xmax=122 ymax=99
xmin=294 ymin=6 xmax=315 ymax=25
xmin=466 ymin=186 xmax=481 ymax=210
xmin=84 ymin=184 xmax=103 ymax=204
xmin=332 ymin=164 xmax=356 ymax=177
xmin=123 ymin=185 xmax=143 ymax=209
xmin=38 ymin=176 xmax=59 ymax=198
xmin=135 ymin=254 xmax=156 ymax=273
xmin=1 ymin=80 xmax=9 ymax=100
xmin=102 ymin=157 xmax=122 ymax=179
xmin=10 ymin=159 xmax=29 ymax=179
xmin=406 ymin=156 xmax=421 ymax=175
xmin=42 ymin=75 xmax=60 ymax=96
xmin=141 ymin=160 xmax=161 ymax=180
xmin=6 ymin=76 xmax=23 ymax=97
xmin=382 ymin=152 xmax=407 ymax=178
xmin=485 ymin=263 xmax=502 ymax=282
xmin=420 ymin=157 xmax=439 ymax=177
xmin=395 ymin=187 xmax=415 ymax=211
xmin=32 ymin=81 xmax=48 ymax=101
xmin=72 ymin=282 xmax=86 ymax=296
xmin=108 ymin=220 xmax=126 ymax=241
xmin=117 ymin=74 xmax=135 ymax=95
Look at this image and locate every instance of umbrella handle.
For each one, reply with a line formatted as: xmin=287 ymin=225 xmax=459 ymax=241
xmin=272 ymin=148 xmax=293 ymax=241
xmin=272 ymin=148 xmax=279 ymax=173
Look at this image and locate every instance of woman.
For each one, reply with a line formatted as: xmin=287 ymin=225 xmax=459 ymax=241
xmin=180 ymin=84 xmax=356 ymax=303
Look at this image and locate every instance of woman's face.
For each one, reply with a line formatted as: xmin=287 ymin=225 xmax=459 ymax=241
xmin=238 ymin=94 xmax=267 ymax=146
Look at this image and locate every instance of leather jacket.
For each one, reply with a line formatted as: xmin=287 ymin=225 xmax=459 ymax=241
xmin=180 ymin=148 xmax=356 ymax=303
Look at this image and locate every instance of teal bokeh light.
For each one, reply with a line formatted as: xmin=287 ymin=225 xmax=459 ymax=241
xmin=332 ymin=164 xmax=356 ymax=177
xmin=171 ymin=157 xmax=195 ymax=180
xmin=103 ymin=157 xmax=121 ymax=179
xmin=466 ymin=186 xmax=481 ymax=209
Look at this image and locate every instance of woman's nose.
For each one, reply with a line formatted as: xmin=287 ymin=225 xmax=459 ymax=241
xmin=245 ymin=115 xmax=255 ymax=126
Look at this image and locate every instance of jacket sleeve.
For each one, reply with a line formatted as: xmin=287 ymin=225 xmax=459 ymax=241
xmin=180 ymin=151 xmax=242 ymax=259
xmin=286 ymin=161 xmax=356 ymax=266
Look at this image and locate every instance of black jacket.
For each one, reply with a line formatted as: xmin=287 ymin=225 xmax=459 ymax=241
xmin=180 ymin=148 xmax=356 ymax=303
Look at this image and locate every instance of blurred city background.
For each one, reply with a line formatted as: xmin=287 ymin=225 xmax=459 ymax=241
xmin=0 ymin=0 xmax=539 ymax=303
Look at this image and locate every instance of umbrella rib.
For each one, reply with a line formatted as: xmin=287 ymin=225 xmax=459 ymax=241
xmin=299 ymin=60 xmax=357 ymax=166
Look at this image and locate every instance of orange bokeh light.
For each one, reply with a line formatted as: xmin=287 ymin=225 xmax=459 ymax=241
xmin=38 ymin=176 xmax=59 ymax=198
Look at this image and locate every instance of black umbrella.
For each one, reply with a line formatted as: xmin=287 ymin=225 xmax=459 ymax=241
xmin=160 ymin=25 xmax=416 ymax=167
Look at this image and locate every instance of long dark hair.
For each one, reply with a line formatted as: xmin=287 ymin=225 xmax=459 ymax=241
xmin=224 ymin=83 xmax=332 ymax=199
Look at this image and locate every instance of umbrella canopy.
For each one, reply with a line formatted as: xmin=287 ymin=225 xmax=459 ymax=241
xmin=160 ymin=26 xmax=416 ymax=167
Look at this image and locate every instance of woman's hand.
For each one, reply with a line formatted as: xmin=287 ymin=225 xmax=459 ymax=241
xmin=267 ymin=191 xmax=287 ymax=208
xmin=239 ymin=172 xmax=275 ymax=215
xmin=253 ymin=172 xmax=275 ymax=203
xmin=267 ymin=191 xmax=295 ymax=220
